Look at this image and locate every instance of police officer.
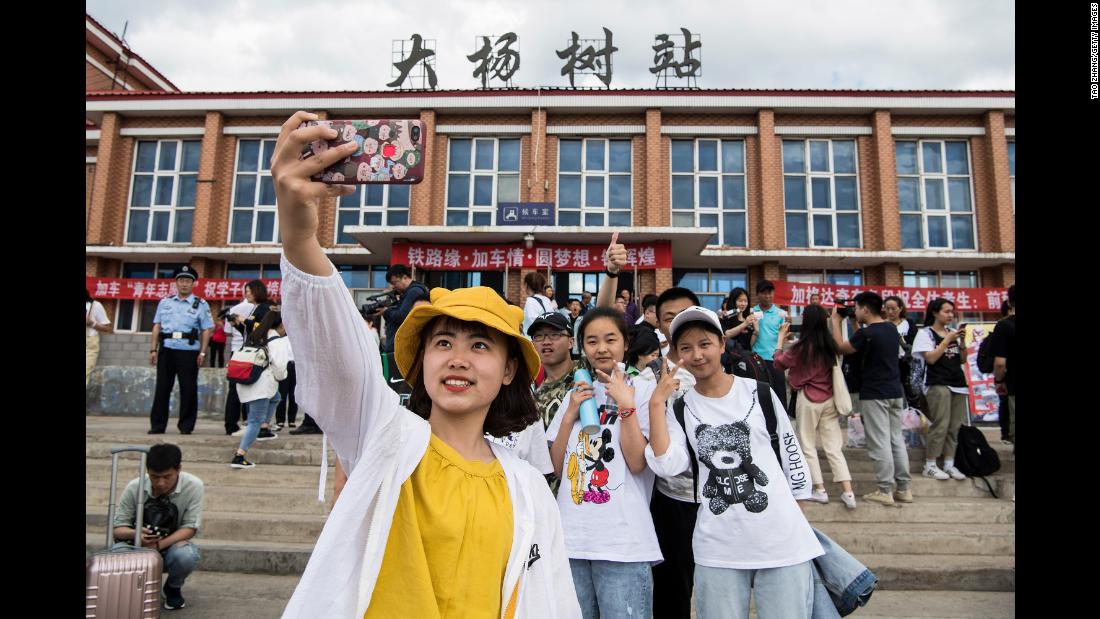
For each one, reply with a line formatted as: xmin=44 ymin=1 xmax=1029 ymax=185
xmin=149 ymin=266 xmax=215 ymax=435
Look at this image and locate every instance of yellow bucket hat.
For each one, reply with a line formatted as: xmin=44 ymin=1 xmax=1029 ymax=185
xmin=393 ymin=286 xmax=542 ymax=386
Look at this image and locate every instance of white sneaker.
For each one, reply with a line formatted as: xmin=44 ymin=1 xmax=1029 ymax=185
xmin=808 ymin=490 xmax=829 ymax=504
xmin=944 ymin=465 xmax=967 ymax=480
xmin=840 ymin=492 xmax=857 ymax=509
xmin=230 ymin=428 xmax=246 ymax=437
xmin=923 ymin=464 xmax=950 ymax=480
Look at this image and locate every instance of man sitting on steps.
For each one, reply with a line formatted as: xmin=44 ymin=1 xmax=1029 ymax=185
xmin=111 ymin=443 xmax=205 ymax=611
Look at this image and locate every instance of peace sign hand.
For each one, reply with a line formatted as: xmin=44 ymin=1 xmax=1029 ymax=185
xmin=653 ymin=359 xmax=683 ymax=404
xmin=605 ymin=231 xmax=628 ymax=275
xmin=595 ymin=365 xmax=636 ymax=409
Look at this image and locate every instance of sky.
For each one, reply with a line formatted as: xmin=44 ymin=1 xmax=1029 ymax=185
xmin=86 ymin=0 xmax=1015 ymax=92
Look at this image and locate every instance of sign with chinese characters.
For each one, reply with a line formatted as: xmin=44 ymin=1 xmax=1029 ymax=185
xmin=772 ymin=281 xmax=1009 ymax=312
xmin=86 ymin=278 xmax=282 ymax=301
xmin=468 ymin=33 xmax=520 ymax=88
xmin=389 ymin=35 xmax=438 ymax=89
xmin=650 ymin=28 xmax=701 ymax=87
xmin=391 ymin=241 xmax=671 ymax=271
xmin=963 ymin=323 xmax=1000 ymax=421
xmin=387 ymin=28 xmax=702 ymax=89
xmin=496 ymin=202 xmax=555 ymax=226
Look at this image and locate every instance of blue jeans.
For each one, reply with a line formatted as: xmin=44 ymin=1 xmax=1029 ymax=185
xmin=112 ymin=541 xmax=200 ymax=588
xmin=694 ymin=562 xmax=813 ymax=619
xmin=239 ymin=392 xmax=281 ymax=453
xmin=811 ymin=528 xmax=876 ymax=618
xmin=569 ymin=558 xmax=653 ymax=619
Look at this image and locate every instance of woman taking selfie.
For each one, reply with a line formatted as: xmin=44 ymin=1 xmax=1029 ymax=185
xmin=272 ymin=112 xmax=579 ymax=619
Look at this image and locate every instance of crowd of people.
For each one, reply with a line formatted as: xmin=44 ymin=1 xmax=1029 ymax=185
xmin=94 ymin=111 xmax=1015 ymax=617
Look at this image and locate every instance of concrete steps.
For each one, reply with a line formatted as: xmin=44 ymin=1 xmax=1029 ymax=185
xmin=85 ymin=414 xmax=1015 ymax=598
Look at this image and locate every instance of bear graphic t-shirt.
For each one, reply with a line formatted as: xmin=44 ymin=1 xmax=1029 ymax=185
xmin=648 ymin=378 xmax=823 ymax=570
xmin=546 ymin=375 xmax=663 ymax=563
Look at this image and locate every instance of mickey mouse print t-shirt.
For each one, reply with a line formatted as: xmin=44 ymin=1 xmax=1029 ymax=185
xmin=546 ymin=376 xmax=663 ymax=563
xmin=650 ymin=378 xmax=823 ymax=570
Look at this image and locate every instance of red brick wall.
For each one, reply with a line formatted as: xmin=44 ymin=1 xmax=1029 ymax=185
xmin=1004 ymin=116 xmax=1015 ymax=128
xmin=120 ymin=117 xmax=206 ymax=129
xmin=756 ymin=111 xmax=784 ymax=250
xmin=891 ymin=115 xmax=984 ymax=127
xmin=978 ymin=111 xmax=1014 ymax=253
xmin=547 ymin=114 xmax=645 ymax=126
xmin=662 ymin=113 xmax=756 ymax=126
xmin=773 ymin=113 xmax=871 ymax=126
xmin=871 ymin=110 xmax=901 ymax=251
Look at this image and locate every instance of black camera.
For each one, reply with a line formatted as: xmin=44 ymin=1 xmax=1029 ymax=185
xmin=145 ymin=525 xmax=171 ymax=538
xmin=835 ymin=296 xmax=857 ymax=319
xmin=217 ymin=307 xmax=234 ymax=320
xmin=361 ymin=290 xmax=399 ymax=316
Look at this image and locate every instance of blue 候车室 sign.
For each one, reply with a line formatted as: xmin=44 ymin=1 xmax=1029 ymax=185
xmin=496 ymin=202 xmax=555 ymax=226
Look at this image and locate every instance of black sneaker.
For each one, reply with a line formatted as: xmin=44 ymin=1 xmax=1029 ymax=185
xmin=148 ymin=429 xmax=165 ymax=435
xmin=256 ymin=428 xmax=278 ymax=441
xmin=163 ymin=584 xmax=186 ymax=610
xmin=230 ymin=454 xmax=255 ymax=469
xmin=289 ymin=425 xmax=322 ymax=435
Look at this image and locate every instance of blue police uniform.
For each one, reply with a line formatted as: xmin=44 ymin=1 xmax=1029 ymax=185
xmin=149 ymin=266 xmax=214 ymax=434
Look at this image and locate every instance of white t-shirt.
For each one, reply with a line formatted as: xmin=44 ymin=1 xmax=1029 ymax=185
xmin=228 ymin=301 xmax=255 ymax=352
xmin=487 ymin=420 xmax=554 ymax=475
xmin=654 ymin=355 xmax=697 ymax=503
xmin=523 ymin=294 xmax=554 ymax=337
xmin=911 ymin=327 xmax=969 ymax=395
xmin=894 ymin=320 xmax=911 ymax=358
xmin=86 ymin=300 xmax=109 ymax=337
xmin=546 ymin=374 xmax=663 ymax=563
xmin=646 ymin=378 xmax=824 ymax=570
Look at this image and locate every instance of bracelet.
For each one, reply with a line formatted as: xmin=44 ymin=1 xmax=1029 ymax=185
xmin=604 ymin=268 xmax=620 ymax=277
xmin=619 ymin=407 xmax=636 ymax=419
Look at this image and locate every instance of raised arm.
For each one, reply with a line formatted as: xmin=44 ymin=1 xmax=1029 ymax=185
xmin=272 ymin=111 xmax=403 ymax=472
xmin=596 ymin=232 xmax=627 ymax=308
xmin=830 ymin=312 xmax=857 ymax=355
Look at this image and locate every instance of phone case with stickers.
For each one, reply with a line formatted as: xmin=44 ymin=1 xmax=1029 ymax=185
xmin=297 ymin=119 xmax=426 ymax=185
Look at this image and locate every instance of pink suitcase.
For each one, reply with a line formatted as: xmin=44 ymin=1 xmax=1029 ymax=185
xmin=86 ymin=446 xmax=162 ymax=618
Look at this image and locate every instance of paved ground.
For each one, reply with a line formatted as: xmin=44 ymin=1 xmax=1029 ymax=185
xmin=161 ymin=571 xmax=1013 ymax=618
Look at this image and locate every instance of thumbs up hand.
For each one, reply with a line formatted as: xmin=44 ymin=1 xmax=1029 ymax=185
xmin=605 ymin=231 xmax=628 ymax=276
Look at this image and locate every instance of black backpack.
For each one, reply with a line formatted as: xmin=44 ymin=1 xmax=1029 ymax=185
xmin=142 ymin=494 xmax=180 ymax=537
xmin=976 ymin=331 xmax=996 ymax=374
xmin=722 ymin=343 xmax=772 ymax=385
xmin=954 ymin=425 xmax=1001 ymax=497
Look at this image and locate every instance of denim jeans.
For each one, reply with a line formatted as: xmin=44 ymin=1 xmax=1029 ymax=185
xmin=694 ymin=562 xmax=813 ymax=619
xmin=810 ymin=528 xmax=876 ymax=618
xmin=569 ymin=558 xmax=653 ymax=619
xmin=239 ymin=392 xmax=281 ymax=453
xmin=112 ymin=541 xmax=201 ymax=588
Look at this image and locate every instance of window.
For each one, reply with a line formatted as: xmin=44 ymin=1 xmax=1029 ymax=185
xmin=126 ymin=140 xmax=200 ymax=243
xmin=672 ymin=269 xmax=748 ymax=312
xmin=426 ymin=271 xmax=505 ymax=291
xmin=335 ymin=264 xmax=391 ymax=290
xmin=445 ymin=138 xmax=520 ymax=226
xmin=782 ymin=139 xmax=861 ymax=248
xmin=671 ymin=139 xmax=747 ymax=247
xmin=902 ymin=270 xmax=983 ymax=323
xmin=230 ymin=139 xmax=280 ymax=244
xmin=225 ymin=264 xmax=282 ymax=280
xmin=896 ymin=140 xmax=976 ymax=250
xmin=336 ymin=185 xmax=410 ymax=244
xmin=115 ymin=262 xmax=185 ymax=332
xmin=1007 ymin=141 xmax=1015 ymax=212
xmin=558 ymin=138 xmax=632 ymax=227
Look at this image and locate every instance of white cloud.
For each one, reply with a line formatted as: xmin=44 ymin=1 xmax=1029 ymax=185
xmin=87 ymin=0 xmax=1014 ymax=91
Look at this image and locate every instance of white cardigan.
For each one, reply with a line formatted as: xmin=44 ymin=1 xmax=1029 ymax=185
xmin=279 ymin=254 xmax=580 ymax=619
xmin=235 ymin=330 xmax=290 ymax=404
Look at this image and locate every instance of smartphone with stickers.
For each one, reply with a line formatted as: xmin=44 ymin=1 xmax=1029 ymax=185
xmin=297 ymin=119 xmax=426 ymax=185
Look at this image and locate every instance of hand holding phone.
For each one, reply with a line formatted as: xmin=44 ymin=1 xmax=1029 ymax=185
xmin=298 ymin=119 xmax=426 ymax=185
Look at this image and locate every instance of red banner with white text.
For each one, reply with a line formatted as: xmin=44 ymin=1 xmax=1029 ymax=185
xmin=391 ymin=242 xmax=672 ymax=271
xmin=773 ymin=281 xmax=1008 ymax=313
xmin=86 ymin=278 xmax=282 ymax=301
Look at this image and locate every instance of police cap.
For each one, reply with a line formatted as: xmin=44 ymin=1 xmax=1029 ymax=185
xmin=173 ymin=265 xmax=199 ymax=281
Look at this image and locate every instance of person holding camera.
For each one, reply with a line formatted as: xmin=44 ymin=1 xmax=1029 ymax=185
xmin=112 ymin=444 xmax=204 ymax=610
xmin=830 ymin=292 xmax=911 ymax=507
xmin=376 ymin=264 xmax=428 ymax=354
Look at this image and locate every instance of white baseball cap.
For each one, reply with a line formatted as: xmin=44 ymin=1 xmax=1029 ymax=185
xmin=669 ymin=306 xmax=724 ymax=345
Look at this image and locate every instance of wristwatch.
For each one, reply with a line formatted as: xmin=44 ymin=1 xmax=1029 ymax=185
xmin=604 ymin=268 xmax=620 ymax=277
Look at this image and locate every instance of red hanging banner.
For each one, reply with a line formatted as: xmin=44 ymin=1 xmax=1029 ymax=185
xmin=772 ymin=281 xmax=1008 ymax=312
xmin=86 ymin=278 xmax=282 ymax=301
xmin=391 ymin=242 xmax=672 ymax=271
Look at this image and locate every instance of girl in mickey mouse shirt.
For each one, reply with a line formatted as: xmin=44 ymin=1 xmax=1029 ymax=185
xmin=645 ymin=307 xmax=823 ymax=619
